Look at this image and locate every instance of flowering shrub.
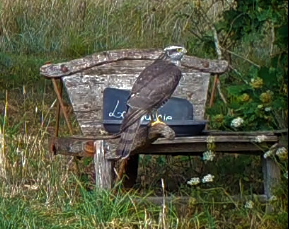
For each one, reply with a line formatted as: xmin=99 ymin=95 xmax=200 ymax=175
xmin=205 ymin=1 xmax=288 ymax=132
xmin=208 ymin=74 xmax=287 ymax=130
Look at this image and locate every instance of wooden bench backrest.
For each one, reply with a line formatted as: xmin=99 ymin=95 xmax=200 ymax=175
xmin=40 ymin=49 xmax=228 ymax=136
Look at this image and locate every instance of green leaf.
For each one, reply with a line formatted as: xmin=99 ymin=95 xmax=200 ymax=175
xmin=228 ymin=101 xmax=240 ymax=110
xmin=276 ymin=25 xmax=288 ymax=40
xmin=272 ymin=98 xmax=288 ymax=109
xmin=248 ymin=66 xmax=259 ymax=78
xmin=227 ymin=85 xmax=251 ymax=96
xmin=256 ymin=8 xmax=272 ymax=22
xmin=258 ymin=67 xmax=277 ymax=86
xmin=275 ymin=24 xmax=288 ymax=50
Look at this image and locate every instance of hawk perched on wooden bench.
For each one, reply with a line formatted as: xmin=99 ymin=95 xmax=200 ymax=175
xmin=116 ymin=45 xmax=187 ymax=160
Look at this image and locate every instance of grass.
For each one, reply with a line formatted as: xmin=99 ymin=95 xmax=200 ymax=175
xmin=0 ymin=0 xmax=193 ymax=54
xmin=0 ymin=81 xmax=287 ymax=229
xmin=0 ymin=0 xmax=288 ymax=228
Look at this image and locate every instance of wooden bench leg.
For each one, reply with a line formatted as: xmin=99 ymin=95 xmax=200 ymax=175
xmin=94 ymin=140 xmax=115 ymax=189
xmin=123 ymin=154 xmax=139 ymax=189
xmin=262 ymin=157 xmax=281 ymax=212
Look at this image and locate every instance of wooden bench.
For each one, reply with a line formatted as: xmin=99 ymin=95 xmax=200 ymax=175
xmin=40 ymin=48 xmax=284 ymax=206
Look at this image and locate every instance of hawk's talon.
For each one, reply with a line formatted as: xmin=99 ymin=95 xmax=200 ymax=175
xmin=150 ymin=115 xmax=165 ymax=126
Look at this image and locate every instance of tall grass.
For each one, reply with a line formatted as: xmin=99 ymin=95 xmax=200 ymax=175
xmin=0 ymin=0 xmax=211 ymax=88
xmin=0 ymin=0 xmax=288 ymax=228
xmin=0 ymin=0 xmax=198 ymax=56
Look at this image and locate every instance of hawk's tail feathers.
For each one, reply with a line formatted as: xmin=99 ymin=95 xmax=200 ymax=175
xmin=115 ymin=120 xmax=141 ymax=159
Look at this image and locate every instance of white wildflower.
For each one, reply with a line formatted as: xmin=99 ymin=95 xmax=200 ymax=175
xmin=263 ymin=150 xmax=274 ymax=159
xmin=35 ymin=106 xmax=38 ymax=113
xmin=264 ymin=107 xmax=272 ymax=112
xmin=187 ymin=177 xmax=200 ymax=186
xmin=202 ymin=174 xmax=215 ymax=183
xmin=254 ymin=135 xmax=267 ymax=143
xmin=202 ymin=150 xmax=215 ymax=161
xmin=284 ymin=171 xmax=288 ymax=179
xmin=276 ymin=147 xmax=288 ymax=160
xmin=231 ymin=117 xmax=244 ymax=128
xmin=245 ymin=200 xmax=254 ymax=209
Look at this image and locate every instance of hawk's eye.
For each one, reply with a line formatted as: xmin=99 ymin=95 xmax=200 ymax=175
xmin=177 ymin=48 xmax=182 ymax=52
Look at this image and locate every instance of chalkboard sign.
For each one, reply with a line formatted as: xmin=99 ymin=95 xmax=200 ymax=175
xmin=102 ymin=87 xmax=207 ymax=136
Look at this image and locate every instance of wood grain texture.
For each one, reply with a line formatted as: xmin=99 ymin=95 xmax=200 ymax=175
xmin=49 ymin=130 xmax=279 ymax=157
xmin=93 ymin=140 xmax=115 ymax=189
xmin=40 ymin=49 xmax=229 ymax=78
xmin=39 ymin=48 xmax=229 ymax=136
xmin=49 ymin=122 xmax=175 ymax=159
xmin=262 ymin=157 xmax=281 ymax=212
xmin=62 ymin=63 xmax=211 ymax=135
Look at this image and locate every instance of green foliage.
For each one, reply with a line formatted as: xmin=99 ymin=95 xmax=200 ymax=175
xmin=205 ymin=0 xmax=288 ymax=131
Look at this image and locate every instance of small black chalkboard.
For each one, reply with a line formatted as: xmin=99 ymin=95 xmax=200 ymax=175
xmin=102 ymin=87 xmax=207 ymax=136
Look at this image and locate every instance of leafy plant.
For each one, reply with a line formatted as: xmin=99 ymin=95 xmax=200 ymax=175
xmin=199 ymin=0 xmax=288 ymax=131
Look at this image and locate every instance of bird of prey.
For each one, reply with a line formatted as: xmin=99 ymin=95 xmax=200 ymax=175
xmin=115 ymin=45 xmax=187 ymax=160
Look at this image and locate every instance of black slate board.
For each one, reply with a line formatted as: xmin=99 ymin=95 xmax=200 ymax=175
xmin=102 ymin=87 xmax=207 ymax=136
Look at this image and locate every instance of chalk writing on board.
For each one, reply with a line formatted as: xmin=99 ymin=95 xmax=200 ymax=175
xmin=108 ymin=100 xmax=173 ymax=121
xmin=108 ymin=100 xmax=126 ymax=119
xmin=142 ymin=114 xmax=173 ymax=122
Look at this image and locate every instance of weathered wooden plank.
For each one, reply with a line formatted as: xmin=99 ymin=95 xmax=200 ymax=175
xmin=94 ymin=140 xmax=115 ymax=189
xmin=49 ymin=122 xmax=175 ymax=159
xmin=262 ymin=157 xmax=281 ymax=212
xmin=204 ymin=129 xmax=288 ymax=136
xmin=122 ymin=154 xmax=139 ymax=189
xmin=49 ymin=134 xmax=278 ymax=157
xmin=154 ymin=135 xmax=278 ymax=144
xmin=49 ymin=137 xmax=94 ymax=157
xmin=137 ymin=142 xmax=276 ymax=155
xmin=71 ymin=129 xmax=287 ymax=140
xmin=39 ymin=48 xmax=229 ymax=136
xmin=40 ymin=49 xmax=229 ymax=78
xmin=61 ymin=66 xmax=211 ymax=135
xmin=73 ymin=128 xmax=288 ymax=138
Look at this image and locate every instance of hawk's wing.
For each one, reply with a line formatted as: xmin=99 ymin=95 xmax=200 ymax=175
xmin=115 ymin=60 xmax=182 ymax=159
xmin=119 ymin=59 xmax=182 ymax=132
